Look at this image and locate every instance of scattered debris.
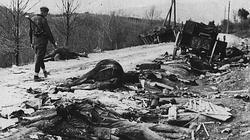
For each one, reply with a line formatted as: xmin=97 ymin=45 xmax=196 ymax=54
xmin=168 ymin=105 xmax=177 ymax=120
xmin=184 ymin=99 xmax=232 ymax=121
xmin=234 ymin=94 xmax=250 ymax=102
xmin=24 ymin=98 xmax=43 ymax=110
xmin=241 ymin=129 xmax=250 ymax=136
xmin=221 ymin=128 xmax=232 ymax=134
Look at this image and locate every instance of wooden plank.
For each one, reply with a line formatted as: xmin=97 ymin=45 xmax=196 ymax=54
xmin=154 ymin=82 xmax=174 ymax=90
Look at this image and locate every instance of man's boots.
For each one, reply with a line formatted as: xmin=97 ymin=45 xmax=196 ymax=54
xmin=43 ymin=71 xmax=50 ymax=78
xmin=34 ymin=75 xmax=44 ymax=82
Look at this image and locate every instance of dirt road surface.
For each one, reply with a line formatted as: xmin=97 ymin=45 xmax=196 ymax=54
xmin=0 ymin=43 xmax=174 ymax=108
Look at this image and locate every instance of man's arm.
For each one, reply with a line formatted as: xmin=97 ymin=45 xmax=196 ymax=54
xmin=45 ymin=49 xmax=57 ymax=59
xmin=43 ymin=19 xmax=57 ymax=48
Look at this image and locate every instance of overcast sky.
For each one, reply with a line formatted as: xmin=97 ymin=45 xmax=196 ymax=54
xmin=0 ymin=0 xmax=169 ymax=13
xmin=0 ymin=0 xmax=249 ymax=23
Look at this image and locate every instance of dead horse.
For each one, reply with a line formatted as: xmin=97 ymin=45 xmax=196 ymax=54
xmin=66 ymin=59 xmax=125 ymax=89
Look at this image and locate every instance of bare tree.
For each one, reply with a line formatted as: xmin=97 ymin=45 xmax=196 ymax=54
xmin=145 ymin=6 xmax=161 ymax=26
xmin=109 ymin=12 xmax=121 ymax=49
xmin=0 ymin=0 xmax=40 ymax=66
xmin=57 ymin=0 xmax=80 ymax=47
xmin=100 ymin=11 xmax=126 ymax=50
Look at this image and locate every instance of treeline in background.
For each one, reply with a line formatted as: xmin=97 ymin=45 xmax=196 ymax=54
xmin=0 ymin=0 xmax=163 ymax=68
xmin=220 ymin=8 xmax=250 ymax=37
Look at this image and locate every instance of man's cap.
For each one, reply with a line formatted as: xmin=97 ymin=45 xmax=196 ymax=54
xmin=40 ymin=6 xmax=49 ymax=12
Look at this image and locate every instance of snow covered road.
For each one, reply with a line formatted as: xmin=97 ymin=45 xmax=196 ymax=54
xmin=0 ymin=43 xmax=174 ymax=108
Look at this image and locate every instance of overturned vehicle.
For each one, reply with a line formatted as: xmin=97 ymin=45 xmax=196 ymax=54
xmin=174 ymin=20 xmax=226 ymax=61
xmin=172 ymin=20 xmax=250 ymax=73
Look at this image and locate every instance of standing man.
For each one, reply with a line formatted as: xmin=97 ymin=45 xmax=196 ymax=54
xmin=29 ymin=7 xmax=57 ymax=81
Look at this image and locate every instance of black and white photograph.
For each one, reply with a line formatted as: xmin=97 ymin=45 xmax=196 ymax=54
xmin=0 ymin=0 xmax=250 ymax=139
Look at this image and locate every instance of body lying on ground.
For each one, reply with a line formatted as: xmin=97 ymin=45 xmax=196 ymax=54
xmin=24 ymin=99 xmax=192 ymax=140
xmin=63 ymin=59 xmax=126 ymax=89
xmin=44 ymin=47 xmax=88 ymax=62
